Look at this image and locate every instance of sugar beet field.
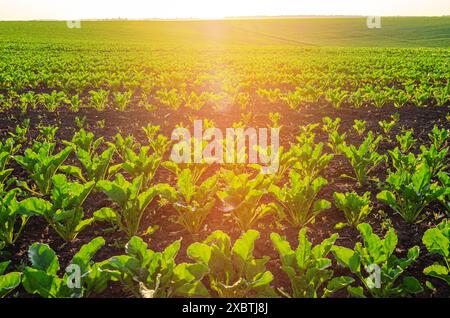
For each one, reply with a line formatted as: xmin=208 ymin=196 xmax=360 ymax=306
xmin=0 ymin=18 xmax=449 ymax=299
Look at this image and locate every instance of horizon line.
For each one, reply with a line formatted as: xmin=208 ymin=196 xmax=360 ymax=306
xmin=0 ymin=14 xmax=449 ymax=22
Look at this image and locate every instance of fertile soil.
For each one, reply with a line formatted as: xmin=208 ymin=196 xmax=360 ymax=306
xmin=1 ymin=99 xmax=449 ymax=298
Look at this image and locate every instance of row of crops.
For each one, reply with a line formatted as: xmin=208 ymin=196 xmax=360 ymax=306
xmin=0 ymin=113 xmax=449 ymax=298
xmin=1 ymin=46 xmax=449 ymax=114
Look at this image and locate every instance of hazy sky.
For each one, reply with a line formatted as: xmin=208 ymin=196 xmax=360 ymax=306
xmin=1 ymin=0 xmax=449 ymax=20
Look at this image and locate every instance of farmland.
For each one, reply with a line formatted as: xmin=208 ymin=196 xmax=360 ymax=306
xmin=0 ymin=18 xmax=449 ymax=299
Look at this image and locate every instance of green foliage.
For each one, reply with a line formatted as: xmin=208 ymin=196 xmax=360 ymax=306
xmin=9 ymin=119 xmax=30 ymax=144
xmin=165 ymin=169 xmax=218 ymax=236
xmin=332 ymin=223 xmax=422 ymax=297
xmin=187 ymin=230 xmax=275 ymax=297
xmin=327 ymin=130 xmax=347 ymax=155
xmin=112 ymin=133 xmax=139 ymax=160
xmin=297 ymin=123 xmax=319 ymax=145
xmin=217 ymin=171 xmax=275 ymax=231
xmin=340 ymin=132 xmax=384 ymax=186
xmin=270 ymin=170 xmax=330 ymax=228
xmin=251 ymin=146 xmax=296 ymax=181
xmin=422 ymin=219 xmax=450 ymax=286
xmin=63 ymin=129 xmax=115 ymax=182
xmin=156 ymin=88 xmax=182 ymax=110
xmin=89 ymin=89 xmax=109 ymax=111
xmin=268 ymin=112 xmax=281 ymax=129
xmin=14 ymin=142 xmax=72 ymax=195
xmin=20 ymin=174 xmax=95 ymax=242
xmin=325 ymin=88 xmax=348 ymax=109
xmin=437 ymin=172 xmax=450 ymax=213
xmin=377 ymin=164 xmax=444 ymax=223
xmin=333 ymin=191 xmax=373 ymax=229
xmin=419 ymin=144 xmax=448 ymax=178
xmin=378 ymin=113 xmax=399 ymax=135
xmin=396 ymin=129 xmax=416 ymax=153
xmin=428 ymin=125 xmax=449 ymax=151
xmin=0 ymin=261 xmax=21 ymax=298
xmin=104 ymin=236 xmax=208 ymax=298
xmin=387 ymin=147 xmax=417 ymax=174
xmin=22 ymin=237 xmax=110 ymax=298
xmin=142 ymin=124 xmax=171 ymax=156
xmin=290 ymin=142 xmax=333 ymax=179
xmin=95 ymin=174 xmax=171 ymax=238
xmin=113 ymin=90 xmax=133 ymax=111
xmin=112 ymin=146 xmax=161 ymax=187
xmin=353 ymin=120 xmax=366 ymax=136
xmin=271 ymin=229 xmax=353 ymax=298
xmin=1 ymin=20 xmax=450 ymax=299
xmin=0 ymin=138 xmax=21 ymax=186
xmin=162 ymin=161 xmax=209 ymax=186
xmin=322 ymin=117 xmax=341 ymax=134
xmin=39 ymin=91 xmax=68 ymax=112
xmin=0 ymin=188 xmax=41 ymax=246
xmin=38 ymin=125 xmax=58 ymax=143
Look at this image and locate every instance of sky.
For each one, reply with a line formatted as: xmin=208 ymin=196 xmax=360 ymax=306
xmin=0 ymin=0 xmax=449 ymax=20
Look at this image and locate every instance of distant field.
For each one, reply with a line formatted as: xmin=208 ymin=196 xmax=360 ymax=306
xmin=0 ymin=17 xmax=449 ymax=47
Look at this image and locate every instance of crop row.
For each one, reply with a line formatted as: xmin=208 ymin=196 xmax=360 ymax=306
xmin=1 ymin=47 xmax=449 ymax=114
xmin=1 ymin=220 xmax=449 ymax=298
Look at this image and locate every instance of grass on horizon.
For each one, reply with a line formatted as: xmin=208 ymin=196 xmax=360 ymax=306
xmin=0 ymin=17 xmax=449 ymax=48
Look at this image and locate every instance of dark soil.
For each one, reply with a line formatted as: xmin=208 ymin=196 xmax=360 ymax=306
xmin=1 ymin=100 xmax=449 ymax=298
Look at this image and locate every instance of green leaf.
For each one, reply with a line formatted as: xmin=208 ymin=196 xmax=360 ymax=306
xmin=187 ymin=243 xmax=211 ymax=264
xmin=138 ymin=185 xmax=161 ymax=211
xmin=143 ymin=225 xmax=159 ymax=236
xmin=324 ymin=276 xmax=354 ymax=295
xmin=163 ymin=239 xmax=181 ymax=261
xmin=94 ymin=208 xmax=118 ymax=223
xmin=0 ymin=271 xmax=21 ymax=298
xmin=423 ymin=227 xmax=449 ymax=258
xmin=348 ymin=253 xmax=361 ymax=274
xmin=0 ymin=261 xmax=9 ymax=276
xmin=383 ymin=227 xmax=398 ymax=258
xmin=332 ymin=246 xmax=357 ymax=271
xmin=59 ymin=165 xmax=86 ymax=182
xmin=177 ymin=169 xmax=195 ymax=203
xmin=377 ymin=190 xmax=396 ymax=205
xmin=270 ymin=233 xmax=296 ymax=269
xmin=402 ymin=276 xmax=423 ymax=294
xmin=173 ymin=263 xmax=210 ymax=297
xmin=97 ymin=179 xmax=128 ymax=208
xmin=125 ymin=236 xmax=149 ymax=261
xmin=18 ymin=197 xmax=51 ymax=216
xmin=425 ymin=280 xmax=436 ymax=291
xmin=423 ymin=264 xmax=450 ymax=286
xmin=232 ymin=230 xmax=259 ymax=271
xmin=28 ymin=243 xmax=60 ymax=275
xmin=407 ymin=246 xmax=420 ymax=261
xmin=347 ymin=286 xmax=366 ymax=298
xmin=22 ymin=267 xmax=61 ymax=298
xmin=335 ymin=222 xmax=348 ymax=230
xmin=296 ymin=228 xmax=312 ymax=270
xmin=71 ymin=237 xmax=105 ymax=273
xmin=250 ymin=271 xmax=273 ymax=288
